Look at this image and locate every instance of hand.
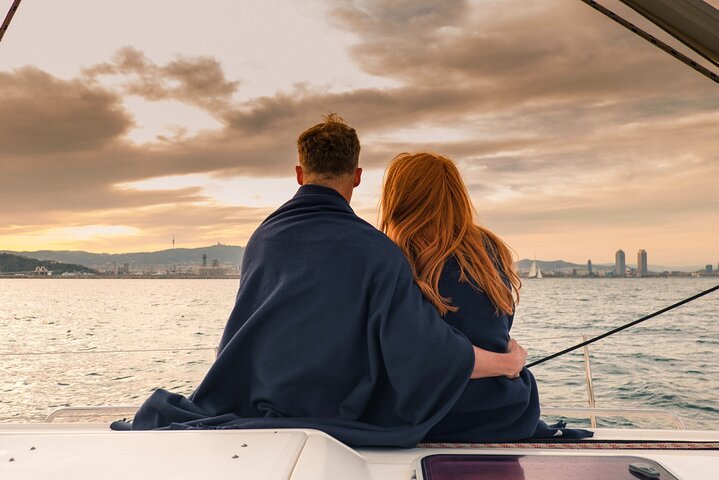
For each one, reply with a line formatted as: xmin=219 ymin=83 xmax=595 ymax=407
xmin=470 ymin=341 xmax=528 ymax=379
xmin=505 ymin=338 xmax=527 ymax=379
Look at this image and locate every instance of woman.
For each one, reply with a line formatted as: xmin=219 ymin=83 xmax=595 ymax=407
xmin=380 ymin=152 xmax=589 ymax=442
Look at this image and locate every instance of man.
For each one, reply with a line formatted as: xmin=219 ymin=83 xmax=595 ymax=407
xmin=115 ymin=114 xmax=526 ymax=447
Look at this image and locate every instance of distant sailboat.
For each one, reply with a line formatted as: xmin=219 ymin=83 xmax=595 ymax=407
xmin=528 ymin=260 xmax=543 ymax=279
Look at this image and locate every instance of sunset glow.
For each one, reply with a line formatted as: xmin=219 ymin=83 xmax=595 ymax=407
xmin=1 ymin=0 xmax=717 ymax=266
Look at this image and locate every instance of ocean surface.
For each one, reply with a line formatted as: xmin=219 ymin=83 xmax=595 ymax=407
xmin=1 ymin=277 xmax=718 ymax=430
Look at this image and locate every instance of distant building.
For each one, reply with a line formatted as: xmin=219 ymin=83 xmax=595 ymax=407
xmin=707 ymin=264 xmax=714 ymax=274
xmin=202 ymin=253 xmax=207 ymax=267
xmin=33 ymin=266 xmax=51 ymax=276
xmin=637 ymin=249 xmax=648 ymax=277
xmin=615 ymin=250 xmax=625 ymax=277
xmin=587 ymin=259 xmax=593 ymax=277
xmin=199 ymin=262 xmax=230 ymax=278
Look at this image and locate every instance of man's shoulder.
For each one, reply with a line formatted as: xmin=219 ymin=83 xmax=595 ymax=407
xmin=250 ymin=199 xmax=407 ymax=263
xmin=345 ymin=215 xmax=408 ymax=257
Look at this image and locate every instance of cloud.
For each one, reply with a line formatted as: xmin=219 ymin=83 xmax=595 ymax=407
xmin=0 ymin=0 xmax=717 ymax=262
xmin=328 ymin=0 xmax=705 ymax=99
xmin=83 ymin=47 xmax=240 ymax=113
xmin=0 ymin=67 xmax=132 ymax=154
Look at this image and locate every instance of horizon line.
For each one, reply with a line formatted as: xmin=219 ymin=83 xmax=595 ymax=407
xmin=1 ymin=246 xmax=715 ymax=270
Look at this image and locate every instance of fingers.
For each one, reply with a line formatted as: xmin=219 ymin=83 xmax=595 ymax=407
xmin=509 ymin=338 xmax=528 ymax=360
xmin=502 ymin=338 xmax=530 ymax=379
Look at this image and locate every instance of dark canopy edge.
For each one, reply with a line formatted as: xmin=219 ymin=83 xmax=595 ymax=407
xmin=619 ymin=0 xmax=719 ymax=67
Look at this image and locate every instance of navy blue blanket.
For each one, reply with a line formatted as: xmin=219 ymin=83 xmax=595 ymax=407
xmin=423 ymin=256 xmax=592 ymax=442
xmin=114 ymin=185 xmax=475 ymax=447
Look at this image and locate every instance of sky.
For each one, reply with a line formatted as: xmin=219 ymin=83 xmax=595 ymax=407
xmin=0 ymin=0 xmax=717 ymax=267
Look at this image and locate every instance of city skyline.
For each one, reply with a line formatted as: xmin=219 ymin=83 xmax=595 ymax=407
xmin=1 ymin=0 xmax=718 ymax=265
xmin=3 ymin=242 xmax=715 ymax=271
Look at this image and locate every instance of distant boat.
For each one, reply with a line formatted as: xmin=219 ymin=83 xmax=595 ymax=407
xmin=528 ymin=260 xmax=543 ymax=279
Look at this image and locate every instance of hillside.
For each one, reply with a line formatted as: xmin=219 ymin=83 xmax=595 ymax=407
xmin=516 ymin=259 xmax=585 ymax=272
xmin=1 ymin=244 xmax=245 ymax=269
xmin=0 ymin=253 xmax=96 ymax=275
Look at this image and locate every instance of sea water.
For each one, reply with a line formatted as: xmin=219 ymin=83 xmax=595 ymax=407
xmin=1 ymin=277 xmax=717 ymax=429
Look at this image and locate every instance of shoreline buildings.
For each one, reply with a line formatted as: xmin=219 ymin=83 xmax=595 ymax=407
xmin=637 ymin=249 xmax=648 ymax=277
xmin=615 ymin=250 xmax=626 ymax=277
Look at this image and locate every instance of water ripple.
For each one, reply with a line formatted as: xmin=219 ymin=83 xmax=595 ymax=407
xmin=1 ymin=277 xmax=717 ymax=429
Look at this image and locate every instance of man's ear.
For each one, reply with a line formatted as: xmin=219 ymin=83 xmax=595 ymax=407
xmin=296 ymin=165 xmax=304 ymax=185
xmin=353 ymin=167 xmax=362 ymax=188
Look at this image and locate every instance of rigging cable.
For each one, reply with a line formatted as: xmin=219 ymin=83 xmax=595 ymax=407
xmin=526 ymin=283 xmax=719 ymax=368
xmin=578 ymin=0 xmax=719 ymax=85
xmin=0 ymin=0 xmax=22 ymax=44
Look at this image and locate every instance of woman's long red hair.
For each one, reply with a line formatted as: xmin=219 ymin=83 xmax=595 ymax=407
xmin=380 ymin=152 xmax=520 ymax=316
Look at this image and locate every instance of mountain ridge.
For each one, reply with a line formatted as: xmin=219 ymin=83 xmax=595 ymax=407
xmin=0 ymin=253 xmax=96 ymax=274
xmin=516 ymin=259 xmax=584 ymax=271
xmin=0 ymin=244 xmax=245 ymax=269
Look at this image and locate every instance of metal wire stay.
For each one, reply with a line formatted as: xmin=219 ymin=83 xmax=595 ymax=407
xmin=0 ymin=0 xmax=22 ymax=44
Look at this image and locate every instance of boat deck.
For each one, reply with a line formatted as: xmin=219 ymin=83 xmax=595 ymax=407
xmin=2 ymin=425 xmax=718 ymax=479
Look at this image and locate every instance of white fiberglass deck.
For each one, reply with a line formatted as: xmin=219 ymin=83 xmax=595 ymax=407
xmin=2 ymin=425 xmax=719 ymax=479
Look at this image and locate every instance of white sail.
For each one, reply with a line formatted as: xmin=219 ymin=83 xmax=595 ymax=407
xmin=528 ymin=261 xmax=537 ymax=278
xmin=528 ymin=260 xmax=543 ymax=279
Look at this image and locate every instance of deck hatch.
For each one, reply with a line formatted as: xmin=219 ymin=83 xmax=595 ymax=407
xmin=417 ymin=454 xmax=678 ymax=480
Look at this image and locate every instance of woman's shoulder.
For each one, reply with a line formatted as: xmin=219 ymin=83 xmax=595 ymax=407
xmin=438 ymin=255 xmax=486 ymax=304
xmin=439 ymin=255 xmax=511 ymax=319
xmin=439 ymin=255 xmax=510 ymax=350
xmin=439 ymin=252 xmax=507 ymax=289
xmin=441 ymin=254 xmax=462 ymax=276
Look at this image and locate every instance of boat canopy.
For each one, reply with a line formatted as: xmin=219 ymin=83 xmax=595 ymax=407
xmin=619 ymin=0 xmax=719 ymax=66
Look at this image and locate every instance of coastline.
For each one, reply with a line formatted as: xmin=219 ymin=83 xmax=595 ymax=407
xmin=0 ymin=274 xmax=240 ymax=280
xmin=1 ymin=275 xmax=714 ymax=280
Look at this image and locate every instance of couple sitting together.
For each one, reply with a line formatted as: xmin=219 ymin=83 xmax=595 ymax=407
xmin=113 ymin=114 xmax=591 ymax=447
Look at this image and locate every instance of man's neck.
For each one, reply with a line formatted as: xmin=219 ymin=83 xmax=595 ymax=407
xmin=303 ymin=178 xmax=353 ymax=203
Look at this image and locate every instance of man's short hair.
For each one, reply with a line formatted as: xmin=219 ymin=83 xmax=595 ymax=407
xmin=297 ymin=113 xmax=360 ymax=177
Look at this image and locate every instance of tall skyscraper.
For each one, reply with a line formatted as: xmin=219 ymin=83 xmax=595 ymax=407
xmin=615 ymin=250 xmax=625 ymax=277
xmin=587 ymin=259 xmax=593 ymax=277
xmin=637 ymin=249 xmax=648 ymax=277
